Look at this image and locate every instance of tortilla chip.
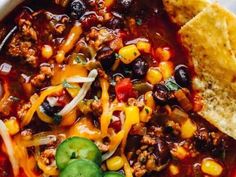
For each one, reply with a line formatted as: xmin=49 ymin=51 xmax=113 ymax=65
xmin=179 ymin=3 xmax=236 ymax=139
xmin=163 ymin=0 xmax=209 ymax=26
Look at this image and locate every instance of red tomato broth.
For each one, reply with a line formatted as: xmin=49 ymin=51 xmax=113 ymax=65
xmin=0 ymin=0 xmax=235 ymax=177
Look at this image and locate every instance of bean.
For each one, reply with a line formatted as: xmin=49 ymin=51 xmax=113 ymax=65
xmin=68 ymin=0 xmax=86 ymax=20
xmin=174 ymin=65 xmax=190 ymax=88
xmin=96 ymin=46 xmax=116 ymax=71
xmin=153 ymin=84 xmax=170 ymax=105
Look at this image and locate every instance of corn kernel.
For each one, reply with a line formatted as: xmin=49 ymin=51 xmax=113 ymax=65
xmin=106 ymin=156 xmax=124 ymax=171
xmin=137 ymin=41 xmax=151 ymax=53
xmin=140 ymin=106 xmax=152 ymax=123
xmin=181 ymin=119 xmax=197 ymax=139
xmin=144 ymin=91 xmax=156 ymax=110
xmin=156 ymin=47 xmax=172 ymax=61
xmin=171 ymin=146 xmax=188 ymax=160
xmin=146 ymin=67 xmax=163 ymax=85
xmin=56 ymin=50 xmax=65 ymax=63
xmin=169 ymin=164 xmax=179 ymax=175
xmin=42 ymin=45 xmax=53 ymax=59
xmin=201 ymin=158 xmax=223 ymax=176
xmin=125 ymin=106 xmax=140 ymax=125
xmin=4 ymin=118 xmax=20 ymax=135
xmin=159 ymin=61 xmax=174 ymax=79
xmin=119 ymin=45 xmax=141 ymax=64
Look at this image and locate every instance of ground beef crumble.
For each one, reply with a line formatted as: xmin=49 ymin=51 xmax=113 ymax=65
xmin=8 ymin=10 xmax=38 ymax=67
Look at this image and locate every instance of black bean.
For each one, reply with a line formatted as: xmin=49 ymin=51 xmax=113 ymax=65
xmin=153 ymin=138 xmax=170 ymax=165
xmin=41 ymin=101 xmax=61 ymax=117
xmin=117 ymin=0 xmax=134 ymax=12
xmin=194 ymin=129 xmax=213 ymax=152
xmin=212 ymin=147 xmax=224 ymax=158
xmin=164 ymin=126 xmax=174 ymax=134
xmin=96 ymin=46 xmax=116 ymax=70
xmin=174 ymin=65 xmax=190 ymax=88
xmin=68 ymin=0 xmax=86 ymax=20
xmin=126 ymin=135 xmax=142 ymax=152
xmin=132 ymin=57 xmax=149 ymax=78
xmin=107 ymin=17 xmax=124 ymax=29
xmin=121 ymin=64 xmax=133 ymax=77
xmin=153 ymin=84 xmax=170 ymax=105
xmin=194 ymin=129 xmax=228 ymax=158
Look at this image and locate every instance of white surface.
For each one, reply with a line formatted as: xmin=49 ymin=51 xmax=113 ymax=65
xmin=0 ymin=0 xmax=23 ymax=20
xmin=212 ymin=0 xmax=236 ymax=13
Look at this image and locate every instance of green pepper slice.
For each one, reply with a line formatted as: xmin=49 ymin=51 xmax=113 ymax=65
xmin=59 ymin=159 xmax=102 ymax=177
xmin=56 ymin=137 xmax=102 ymax=169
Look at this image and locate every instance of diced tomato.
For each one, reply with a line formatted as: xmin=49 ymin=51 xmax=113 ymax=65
xmin=57 ymin=90 xmax=71 ymax=107
xmin=115 ymin=78 xmax=136 ymax=102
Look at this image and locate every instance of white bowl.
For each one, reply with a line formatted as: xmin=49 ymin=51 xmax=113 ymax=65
xmin=0 ymin=0 xmax=23 ymax=20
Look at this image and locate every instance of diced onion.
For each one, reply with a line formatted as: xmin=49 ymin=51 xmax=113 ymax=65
xmin=0 ymin=63 xmax=12 ymax=75
xmin=58 ymin=69 xmax=98 ymax=116
xmin=47 ymin=97 xmax=59 ymax=107
xmin=0 ymin=120 xmax=19 ymax=176
xmin=66 ymin=75 xmax=95 ymax=83
xmin=122 ymin=154 xmax=133 ymax=177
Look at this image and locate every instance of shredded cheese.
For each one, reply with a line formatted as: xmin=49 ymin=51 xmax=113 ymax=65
xmin=109 ymin=130 xmax=125 ymax=151
xmin=122 ymin=154 xmax=133 ymax=177
xmin=66 ymin=75 xmax=95 ymax=83
xmin=22 ymin=135 xmax=57 ymax=147
xmin=58 ymin=69 xmax=98 ymax=116
xmin=56 ymin=22 xmax=83 ymax=63
xmin=102 ymin=130 xmax=125 ymax=161
xmin=121 ymin=106 xmax=140 ymax=150
xmin=100 ymin=78 xmax=112 ymax=136
xmin=0 ymin=120 xmax=19 ymax=176
xmin=118 ymin=106 xmax=140 ymax=177
xmin=37 ymin=157 xmax=59 ymax=176
xmin=99 ymin=85 xmax=139 ymax=177
xmin=21 ymin=85 xmax=63 ymax=127
xmin=37 ymin=106 xmax=54 ymax=124
xmin=14 ymin=142 xmax=37 ymax=177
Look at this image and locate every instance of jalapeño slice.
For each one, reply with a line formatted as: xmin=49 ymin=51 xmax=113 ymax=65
xmin=103 ymin=172 xmax=125 ymax=177
xmin=59 ymin=159 xmax=102 ymax=177
xmin=56 ymin=137 xmax=102 ymax=169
